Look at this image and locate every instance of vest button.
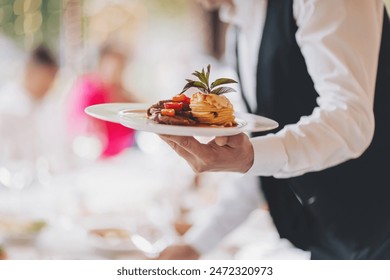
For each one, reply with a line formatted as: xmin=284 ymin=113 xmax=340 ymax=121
xmin=307 ymin=196 xmax=316 ymax=205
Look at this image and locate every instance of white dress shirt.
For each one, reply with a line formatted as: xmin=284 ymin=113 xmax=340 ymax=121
xmin=184 ymin=0 xmax=384 ymax=256
xmin=229 ymin=0 xmax=383 ymax=178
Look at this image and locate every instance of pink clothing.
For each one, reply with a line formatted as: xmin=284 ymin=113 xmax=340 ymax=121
xmin=67 ymin=75 xmax=135 ymax=158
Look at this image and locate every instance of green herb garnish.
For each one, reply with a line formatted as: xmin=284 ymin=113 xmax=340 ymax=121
xmin=181 ymin=64 xmax=237 ymax=95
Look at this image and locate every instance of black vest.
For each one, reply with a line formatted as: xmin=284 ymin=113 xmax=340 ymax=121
xmin=238 ymin=0 xmax=390 ymax=259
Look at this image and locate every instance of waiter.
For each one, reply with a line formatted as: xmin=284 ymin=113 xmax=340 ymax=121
xmin=161 ymin=0 xmax=390 ymax=259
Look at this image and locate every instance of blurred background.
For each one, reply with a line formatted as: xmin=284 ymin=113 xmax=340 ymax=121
xmin=0 ymin=0 xmax=388 ymax=260
xmin=0 ymin=0 xmax=231 ymax=100
xmin=0 ymin=0 xmax=259 ymax=260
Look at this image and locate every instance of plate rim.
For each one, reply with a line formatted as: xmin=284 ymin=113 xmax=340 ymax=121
xmin=85 ymin=103 xmax=279 ymax=137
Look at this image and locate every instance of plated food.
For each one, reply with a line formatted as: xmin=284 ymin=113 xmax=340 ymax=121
xmin=0 ymin=217 xmax=47 ymax=243
xmin=89 ymin=228 xmax=131 ymax=240
xmin=0 ymin=244 xmax=7 ymax=260
xmin=87 ymin=227 xmax=139 ymax=254
xmin=85 ymin=66 xmax=279 ymax=136
xmin=147 ymin=65 xmax=238 ymax=127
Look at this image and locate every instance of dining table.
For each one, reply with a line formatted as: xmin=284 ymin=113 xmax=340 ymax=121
xmin=0 ymin=136 xmax=309 ymax=260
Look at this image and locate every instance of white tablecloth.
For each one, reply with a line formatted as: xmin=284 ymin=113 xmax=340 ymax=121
xmin=0 ymin=147 xmax=309 ymax=260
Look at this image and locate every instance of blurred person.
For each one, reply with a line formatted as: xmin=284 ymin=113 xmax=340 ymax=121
xmin=67 ymin=43 xmax=136 ymax=158
xmin=160 ymin=0 xmax=390 ymax=260
xmin=0 ymin=45 xmax=58 ymax=114
xmin=0 ymin=45 xmax=68 ymax=176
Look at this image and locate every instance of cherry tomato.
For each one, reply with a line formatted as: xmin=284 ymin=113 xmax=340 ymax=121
xmin=172 ymin=94 xmax=186 ymax=102
xmin=164 ymin=102 xmax=183 ymax=110
xmin=183 ymin=96 xmax=191 ymax=104
xmin=161 ymin=109 xmax=175 ymax=117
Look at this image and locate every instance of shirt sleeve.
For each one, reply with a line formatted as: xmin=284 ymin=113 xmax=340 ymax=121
xmin=247 ymin=0 xmax=384 ymax=178
xmin=184 ymin=174 xmax=263 ymax=254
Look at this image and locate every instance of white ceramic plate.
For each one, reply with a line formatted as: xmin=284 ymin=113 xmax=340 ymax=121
xmin=87 ymin=229 xmax=138 ymax=254
xmin=85 ymin=103 xmax=149 ymax=123
xmin=85 ymin=103 xmax=278 ymax=137
xmin=81 ymin=215 xmax=139 ymax=254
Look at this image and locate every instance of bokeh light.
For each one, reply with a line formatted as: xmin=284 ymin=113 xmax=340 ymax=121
xmin=0 ymin=0 xmax=59 ymax=51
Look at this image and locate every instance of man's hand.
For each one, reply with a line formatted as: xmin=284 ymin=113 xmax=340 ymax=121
xmin=157 ymin=244 xmax=200 ymax=260
xmin=160 ymin=133 xmax=254 ymax=173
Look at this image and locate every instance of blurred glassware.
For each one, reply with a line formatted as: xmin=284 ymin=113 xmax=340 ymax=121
xmin=0 ymin=161 xmax=34 ymax=192
xmin=0 ymin=135 xmax=35 ymax=192
xmin=0 ymin=130 xmax=53 ymax=191
xmin=71 ymin=135 xmax=103 ymax=161
xmin=35 ymin=156 xmax=52 ymax=188
xmin=132 ymin=223 xmax=173 ymax=258
xmin=131 ymin=197 xmax=177 ymax=258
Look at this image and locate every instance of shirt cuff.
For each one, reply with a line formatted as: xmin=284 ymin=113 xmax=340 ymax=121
xmin=183 ymin=221 xmax=226 ymax=255
xmin=246 ymin=134 xmax=288 ymax=176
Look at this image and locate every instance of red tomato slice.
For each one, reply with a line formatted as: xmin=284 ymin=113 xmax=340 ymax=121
xmin=164 ymin=102 xmax=183 ymax=110
xmin=172 ymin=94 xmax=186 ymax=102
